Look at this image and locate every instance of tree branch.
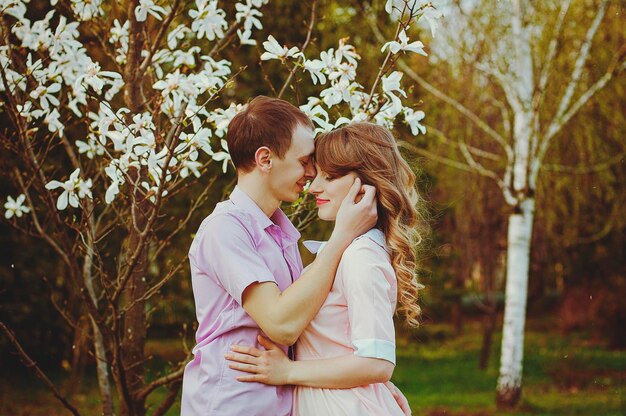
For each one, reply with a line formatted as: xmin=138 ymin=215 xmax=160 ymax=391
xmin=277 ymin=0 xmax=317 ymax=98
xmin=138 ymin=0 xmax=183 ymax=76
xmin=0 ymin=322 xmax=81 ymax=416
xmin=552 ymin=0 xmax=608 ymax=126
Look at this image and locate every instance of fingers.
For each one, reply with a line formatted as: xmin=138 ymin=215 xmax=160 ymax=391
xmin=357 ymin=184 xmax=376 ymax=205
xmin=343 ymin=177 xmax=362 ymax=204
xmin=230 ymin=344 xmax=262 ymax=357
xmin=227 ymin=361 xmax=259 ymax=374
xmin=257 ymin=335 xmax=278 ymax=350
xmin=236 ymin=374 xmax=266 ymax=383
xmin=224 ymin=351 xmax=259 ymax=365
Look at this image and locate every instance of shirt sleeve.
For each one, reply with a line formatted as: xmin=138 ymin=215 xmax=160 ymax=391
xmin=341 ymin=240 xmax=397 ymax=365
xmin=193 ymin=213 xmax=277 ymax=305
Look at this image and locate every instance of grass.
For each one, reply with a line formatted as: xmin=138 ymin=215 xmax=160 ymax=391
xmin=393 ymin=321 xmax=625 ymax=415
xmin=1 ymin=321 xmax=623 ymax=415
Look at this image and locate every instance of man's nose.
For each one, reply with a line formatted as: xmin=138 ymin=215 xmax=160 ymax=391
xmin=304 ymin=160 xmax=316 ymax=180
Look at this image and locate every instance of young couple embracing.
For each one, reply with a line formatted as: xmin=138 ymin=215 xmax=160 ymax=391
xmin=181 ymin=96 xmax=424 ymax=416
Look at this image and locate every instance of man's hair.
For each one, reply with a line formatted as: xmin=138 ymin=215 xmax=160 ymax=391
xmin=226 ymin=96 xmax=314 ymax=172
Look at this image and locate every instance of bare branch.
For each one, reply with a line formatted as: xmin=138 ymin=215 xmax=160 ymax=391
xmin=428 ymin=125 xmax=502 ymax=162
xmin=536 ymin=56 xmax=625 ymax=178
xmin=398 ymin=60 xmax=512 ymax=158
xmin=541 ymin=151 xmax=626 ymax=174
xmin=150 ymin=381 xmax=182 ymax=416
xmin=398 ymin=139 xmax=474 ymax=173
xmin=553 ymin=0 xmax=608 ymax=124
xmin=207 ymin=20 xmax=244 ymax=58
xmin=136 ymin=355 xmax=190 ymax=401
xmin=139 ymin=0 xmax=183 ymax=76
xmin=534 ymin=0 xmax=571 ymax=110
xmin=278 ymin=0 xmax=317 ymax=98
xmin=0 ymin=322 xmax=81 ymax=416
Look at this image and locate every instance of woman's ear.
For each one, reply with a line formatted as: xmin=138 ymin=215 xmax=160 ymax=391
xmin=255 ymin=146 xmax=272 ymax=173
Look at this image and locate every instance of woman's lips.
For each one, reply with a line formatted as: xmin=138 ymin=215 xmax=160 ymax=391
xmin=316 ymin=199 xmax=330 ymax=206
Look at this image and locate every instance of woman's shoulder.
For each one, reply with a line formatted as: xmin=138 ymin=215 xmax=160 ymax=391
xmin=345 ymin=228 xmax=389 ymax=255
xmin=342 ymin=229 xmax=391 ymax=267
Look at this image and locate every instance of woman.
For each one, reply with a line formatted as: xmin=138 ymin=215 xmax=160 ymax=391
xmin=225 ymin=122 xmax=426 ymax=415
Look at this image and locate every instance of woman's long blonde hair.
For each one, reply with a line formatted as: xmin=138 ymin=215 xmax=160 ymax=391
xmin=315 ymin=122 xmax=427 ymax=327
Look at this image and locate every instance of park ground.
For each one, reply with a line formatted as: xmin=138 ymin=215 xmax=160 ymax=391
xmin=0 ymin=319 xmax=624 ymax=415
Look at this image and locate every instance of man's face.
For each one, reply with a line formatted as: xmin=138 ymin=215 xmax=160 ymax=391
xmin=268 ymin=124 xmax=316 ymax=203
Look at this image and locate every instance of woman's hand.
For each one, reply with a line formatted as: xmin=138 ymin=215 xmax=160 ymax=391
xmin=225 ymin=335 xmax=292 ymax=385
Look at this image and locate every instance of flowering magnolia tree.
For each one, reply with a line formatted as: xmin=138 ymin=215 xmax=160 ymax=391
xmin=0 ymin=0 xmax=439 ymax=414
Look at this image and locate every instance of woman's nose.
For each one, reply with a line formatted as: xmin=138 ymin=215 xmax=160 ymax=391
xmin=308 ymin=176 xmax=321 ymax=194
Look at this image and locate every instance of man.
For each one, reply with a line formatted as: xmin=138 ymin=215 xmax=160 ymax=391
xmin=181 ymin=96 xmax=378 ymax=415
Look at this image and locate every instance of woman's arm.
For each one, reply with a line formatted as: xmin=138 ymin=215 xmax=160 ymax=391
xmin=225 ymin=335 xmax=394 ymax=388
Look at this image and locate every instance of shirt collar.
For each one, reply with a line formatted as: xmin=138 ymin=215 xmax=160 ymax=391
xmin=229 ymin=186 xmax=301 ymax=243
xmin=303 ymin=228 xmax=388 ymax=255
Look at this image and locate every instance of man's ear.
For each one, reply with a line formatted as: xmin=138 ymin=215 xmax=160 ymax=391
xmin=254 ymin=146 xmax=272 ymax=173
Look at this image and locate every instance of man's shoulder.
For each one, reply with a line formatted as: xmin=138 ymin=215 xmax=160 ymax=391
xmin=196 ymin=201 xmax=261 ymax=239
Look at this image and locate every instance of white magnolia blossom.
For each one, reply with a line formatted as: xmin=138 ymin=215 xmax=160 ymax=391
xmin=71 ymin=0 xmax=104 ymax=21
xmin=1 ymin=0 xmax=28 ymax=20
xmin=105 ymin=155 xmax=135 ymax=204
xmin=210 ymin=139 xmax=231 ymax=173
xmin=260 ymin=35 xmax=302 ymax=61
xmin=404 ymin=108 xmax=426 ymax=135
xmin=382 ymin=29 xmax=427 ymax=55
xmin=45 ymin=168 xmax=93 ymax=210
xmin=172 ymin=46 xmax=201 ymax=68
xmin=382 ymin=71 xmax=407 ymax=110
xmin=167 ymin=24 xmax=190 ymax=49
xmin=209 ymin=103 xmax=244 ymax=138
xmin=303 ymin=59 xmax=327 ymax=85
xmin=180 ymin=160 xmax=203 ymax=178
xmin=135 ymin=0 xmax=168 ymax=22
xmin=11 ymin=10 xmax=53 ymax=51
xmin=236 ymin=1 xmax=263 ymax=31
xmin=421 ymin=6 xmax=443 ymax=38
xmin=49 ymin=16 xmax=82 ymax=55
xmin=2 ymin=0 xmax=435 ymax=214
xmin=76 ymin=134 xmax=106 ymax=159
xmin=4 ymin=194 xmax=30 ymax=219
xmin=74 ymin=63 xmax=123 ymax=95
xmin=384 ymin=0 xmax=442 ymax=37
xmin=29 ymin=82 xmax=61 ymax=111
xmin=189 ymin=0 xmax=227 ymax=41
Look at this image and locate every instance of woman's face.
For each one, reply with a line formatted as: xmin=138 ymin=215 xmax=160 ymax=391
xmin=308 ymin=164 xmax=357 ymax=221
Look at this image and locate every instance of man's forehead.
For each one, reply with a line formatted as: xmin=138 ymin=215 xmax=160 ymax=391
xmin=292 ymin=125 xmax=315 ymax=156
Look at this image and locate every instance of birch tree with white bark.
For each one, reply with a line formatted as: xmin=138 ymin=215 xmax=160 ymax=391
xmin=0 ymin=0 xmax=439 ymax=414
xmin=368 ymin=0 xmax=624 ymax=407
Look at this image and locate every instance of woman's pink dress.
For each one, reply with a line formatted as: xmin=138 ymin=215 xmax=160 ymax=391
xmin=295 ymin=229 xmax=405 ymax=416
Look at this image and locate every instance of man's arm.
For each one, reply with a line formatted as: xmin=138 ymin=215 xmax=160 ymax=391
xmin=242 ymin=178 xmax=377 ymax=345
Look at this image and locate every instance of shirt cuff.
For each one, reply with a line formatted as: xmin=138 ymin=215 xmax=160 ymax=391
xmin=352 ymin=338 xmax=396 ymax=365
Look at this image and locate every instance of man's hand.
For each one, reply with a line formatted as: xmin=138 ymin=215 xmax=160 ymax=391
xmin=333 ymin=177 xmax=378 ymax=244
xmin=385 ymin=381 xmax=411 ymax=415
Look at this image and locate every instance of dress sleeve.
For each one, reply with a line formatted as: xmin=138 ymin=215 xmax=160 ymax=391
xmin=341 ymin=240 xmax=397 ymax=365
xmin=193 ymin=214 xmax=277 ymax=305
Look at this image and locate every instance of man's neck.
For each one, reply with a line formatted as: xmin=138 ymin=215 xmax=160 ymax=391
xmin=237 ymin=175 xmax=281 ymax=218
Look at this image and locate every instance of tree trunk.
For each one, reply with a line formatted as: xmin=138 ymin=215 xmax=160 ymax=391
xmin=496 ymin=198 xmax=535 ymax=408
xmin=120 ymin=218 xmax=149 ymax=416
xmin=83 ymin=208 xmax=115 ymax=416
xmin=118 ymin=1 xmax=149 ymax=414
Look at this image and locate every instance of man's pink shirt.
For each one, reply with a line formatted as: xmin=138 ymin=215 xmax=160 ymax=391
xmin=181 ymin=186 xmax=302 ymax=415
